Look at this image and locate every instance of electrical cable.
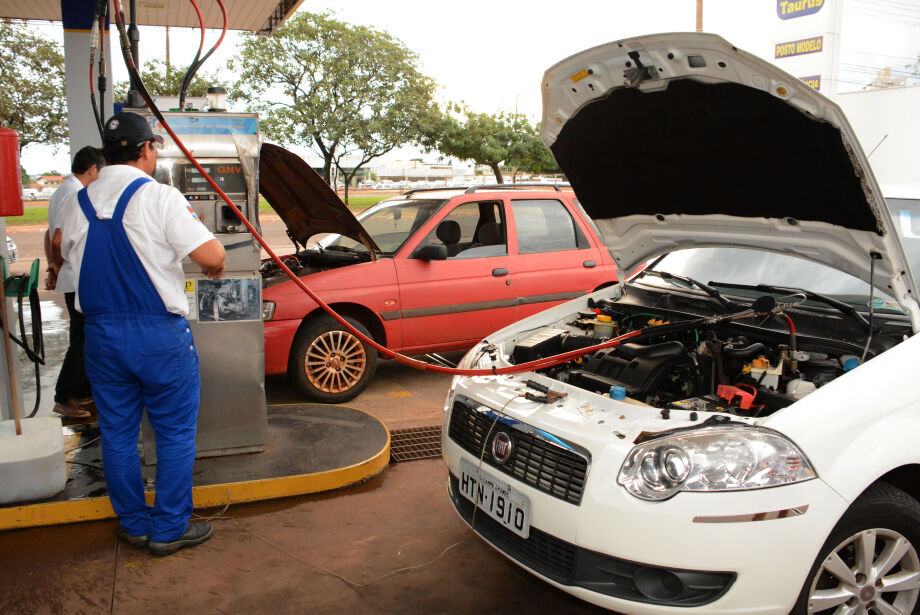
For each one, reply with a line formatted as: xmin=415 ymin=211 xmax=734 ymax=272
xmin=65 ymin=434 xmax=101 ymax=454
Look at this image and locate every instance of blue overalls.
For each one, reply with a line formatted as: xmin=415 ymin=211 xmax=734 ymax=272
xmin=77 ymin=177 xmax=200 ymax=542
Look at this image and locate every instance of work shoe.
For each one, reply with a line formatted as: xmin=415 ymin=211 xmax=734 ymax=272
xmin=53 ymin=402 xmax=91 ymax=419
xmin=115 ymin=525 xmax=149 ymax=548
xmin=148 ymin=521 xmax=212 ymax=556
xmin=70 ymin=397 xmax=97 ymax=416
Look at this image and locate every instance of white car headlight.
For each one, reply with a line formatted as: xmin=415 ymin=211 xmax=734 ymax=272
xmin=617 ymin=426 xmax=816 ymax=501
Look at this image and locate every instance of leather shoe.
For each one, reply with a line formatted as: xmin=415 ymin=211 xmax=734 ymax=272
xmin=148 ymin=521 xmax=212 ymax=556
xmin=53 ymin=402 xmax=91 ymax=419
xmin=115 ymin=525 xmax=149 ymax=548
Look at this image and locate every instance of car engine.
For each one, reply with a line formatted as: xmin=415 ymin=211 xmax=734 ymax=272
xmin=510 ymin=295 xmax=908 ymax=417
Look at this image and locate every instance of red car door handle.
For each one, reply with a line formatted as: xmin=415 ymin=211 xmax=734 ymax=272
xmin=492 ymin=268 xmax=509 ymax=277
xmin=583 ymin=260 xmax=597 ymax=268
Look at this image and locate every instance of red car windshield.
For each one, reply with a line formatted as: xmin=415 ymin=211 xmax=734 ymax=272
xmin=321 ymin=199 xmax=445 ymax=255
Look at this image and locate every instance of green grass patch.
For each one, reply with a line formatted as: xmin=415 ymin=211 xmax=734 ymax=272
xmin=6 ymin=206 xmax=48 ymax=226
xmin=259 ymin=194 xmax=389 ymax=214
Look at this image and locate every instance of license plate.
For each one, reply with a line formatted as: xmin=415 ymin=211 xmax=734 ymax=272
xmin=459 ymin=458 xmax=530 ymax=539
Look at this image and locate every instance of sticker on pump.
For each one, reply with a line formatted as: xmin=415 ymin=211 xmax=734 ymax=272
xmin=185 ymin=279 xmax=197 ymax=321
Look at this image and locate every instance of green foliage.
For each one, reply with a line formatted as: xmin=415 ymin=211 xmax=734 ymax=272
xmin=230 ymin=11 xmax=440 ymax=201
xmin=0 ymin=19 xmax=67 ymax=152
xmin=20 ymin=167 xmax=30 ymax=186
xmin=113 ymin=59 xmax=220 ymax=103
xmin=421 ymin=106 xmax=553 ymax=184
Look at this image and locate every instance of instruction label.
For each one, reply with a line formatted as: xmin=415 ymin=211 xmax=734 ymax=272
xmin=185 ymin=279 xmax=197 ymax=321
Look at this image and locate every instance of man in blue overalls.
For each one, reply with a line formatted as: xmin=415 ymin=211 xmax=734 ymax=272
xmin=58 ymin=112 xmax=226 ymax=555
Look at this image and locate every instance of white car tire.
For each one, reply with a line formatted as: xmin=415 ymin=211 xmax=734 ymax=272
xmin=793 ymin=482 xmax=920 ymax=615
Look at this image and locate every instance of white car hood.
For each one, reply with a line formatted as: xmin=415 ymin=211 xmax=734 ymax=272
xmin=540 ymin=32 xmax=919 ymax=326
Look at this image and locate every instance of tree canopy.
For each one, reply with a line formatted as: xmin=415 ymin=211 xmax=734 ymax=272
xmin=0 ymin=19 xmax=67 ymax=152
xmin=230 ymin=11 xmax=440 ymax=201
xmin=422 ymin=107 xmax=550 ymax=184
xmin=113 ymin=59 xmax=220 ymax=104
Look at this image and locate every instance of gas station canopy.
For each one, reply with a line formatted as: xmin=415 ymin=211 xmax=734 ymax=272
xmin=0 ymin=0 xmax=304 ymax=34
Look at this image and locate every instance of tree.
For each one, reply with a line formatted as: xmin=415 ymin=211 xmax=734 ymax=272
xmin=0 ymin=19 xmax=67 ymax=152
xmin=230 ymin=11 xmax=440 ymax=202
xmin=422 ymin=106 xmax=535 ymax=184
xmin=505 ymin=125 xmax=561 ymax=182
xmin=113 ymin=59 xmax=220 ymax=104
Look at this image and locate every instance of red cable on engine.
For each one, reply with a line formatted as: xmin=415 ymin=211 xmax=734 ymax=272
xmin=109 ymin=0 xmax=651 ymax=377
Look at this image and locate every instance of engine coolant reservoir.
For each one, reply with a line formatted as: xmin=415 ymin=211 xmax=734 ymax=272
xmin=0 ymin=417 xmax=66 ymax=505
xmin=593 ymin=315 xmax=616 ymax=337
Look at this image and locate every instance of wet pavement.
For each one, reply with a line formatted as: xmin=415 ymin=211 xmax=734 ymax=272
xmin=1 ymin=224 xmax=616 ymax=614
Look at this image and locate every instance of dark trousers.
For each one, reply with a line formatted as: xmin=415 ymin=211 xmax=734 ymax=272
xmin=55 ymin=292 xmax=92 ymax=403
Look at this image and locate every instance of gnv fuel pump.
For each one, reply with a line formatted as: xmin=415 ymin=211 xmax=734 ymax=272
xmin=138 ymin=109 xmax=267 ymax=463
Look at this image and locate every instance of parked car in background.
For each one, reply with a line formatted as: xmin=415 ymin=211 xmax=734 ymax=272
xmin=442 ymin=32 xmax=920 ymax=615
xmin=22 ymin=188 xmax=39 ymax=201
xmin=37 ymin=188 xmax=56 ymax=200
xmin=257 ymin=143 xmax=620 ymax=403
xmin=4 ymin=236 xmax=16 ymax=264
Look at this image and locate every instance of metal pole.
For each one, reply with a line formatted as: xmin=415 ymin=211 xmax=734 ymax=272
xmin=696 ymin=0 xmax=703 ymax=32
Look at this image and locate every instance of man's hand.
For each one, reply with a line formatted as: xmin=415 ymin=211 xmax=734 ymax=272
xmin=201 ymin=261 xmax=225 ymax=280
xmin=44 ymin=267 xmax=58 ymax=291
xmin=189 ymin=239 xmax=226 ymax=280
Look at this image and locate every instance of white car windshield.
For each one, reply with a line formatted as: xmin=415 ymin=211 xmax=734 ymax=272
xmin=318 ymin=199 xmax=444 ymax=255
xmin=644 ymin=247 xmax=904 ymax=314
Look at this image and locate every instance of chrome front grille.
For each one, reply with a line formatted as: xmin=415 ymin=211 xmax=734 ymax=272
xmin=447 ymin=396 xmax=589 ymax=505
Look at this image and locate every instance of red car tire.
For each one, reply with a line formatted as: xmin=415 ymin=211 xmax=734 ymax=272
xmin=288 ymin=314 xmax=378 ymax=403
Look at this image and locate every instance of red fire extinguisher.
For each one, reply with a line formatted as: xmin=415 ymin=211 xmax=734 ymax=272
xmin=0 ymin=127 xmax=23 ymax=217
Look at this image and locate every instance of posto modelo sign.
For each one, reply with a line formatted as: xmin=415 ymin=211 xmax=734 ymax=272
xmin=775 ymin=35 xmax=824 ymax=59
xmin=777 ymin=0 xmax=824 ymax=19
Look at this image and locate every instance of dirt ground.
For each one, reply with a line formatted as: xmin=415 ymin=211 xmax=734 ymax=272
xmin=1 ymin=221 xmax=617 ymax=615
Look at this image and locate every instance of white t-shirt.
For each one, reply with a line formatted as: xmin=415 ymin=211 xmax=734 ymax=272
xmin=60 ymin=165 xmax=215 ymax=316
xmin=47 ymin=174 xmax=83 ymax=293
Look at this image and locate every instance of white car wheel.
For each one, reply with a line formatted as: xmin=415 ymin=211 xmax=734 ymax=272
xmin=796 ymin=483 xmax=920 ymax=615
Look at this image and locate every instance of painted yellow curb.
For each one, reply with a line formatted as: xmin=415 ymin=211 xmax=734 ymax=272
xmin=0 ymin=405 xmax=390 ymax=531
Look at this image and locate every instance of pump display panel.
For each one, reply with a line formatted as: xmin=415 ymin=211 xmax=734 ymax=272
xmin=184 ymin=163 xmax=246 ymax=194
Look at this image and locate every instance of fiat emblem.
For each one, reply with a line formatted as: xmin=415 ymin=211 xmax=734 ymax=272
xmin=491 ymin=432 xmax=513 ymax=464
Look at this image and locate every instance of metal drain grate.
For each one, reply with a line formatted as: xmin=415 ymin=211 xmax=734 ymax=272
xmin=390 ymin=425 xmax=442 ymax=462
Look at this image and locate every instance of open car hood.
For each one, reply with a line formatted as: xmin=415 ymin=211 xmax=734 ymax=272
xmin=540 ymin=32 xmax=919 ymax=323
xmin=259 ymin=143 xmax=379 ymax=254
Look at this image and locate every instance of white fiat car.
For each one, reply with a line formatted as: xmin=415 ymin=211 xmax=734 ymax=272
xmin=441 ymin=33 xmax=920 ymax=615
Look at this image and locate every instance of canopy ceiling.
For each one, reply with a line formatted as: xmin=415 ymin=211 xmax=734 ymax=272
xmin=0 ymin=0 xmax=304 ymax=34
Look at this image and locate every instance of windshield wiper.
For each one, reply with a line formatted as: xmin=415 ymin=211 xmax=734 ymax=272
xmin=709 ymin=282 xmax=872 ymax=333
xmin=641 ymin=270 xmax=741 ymax=312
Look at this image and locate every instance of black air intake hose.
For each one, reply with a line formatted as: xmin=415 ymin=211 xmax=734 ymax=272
xmin=560 ymin=334 xmax=607 ymax=352
xmin=722 ymin=342 xmax=767 ymax=359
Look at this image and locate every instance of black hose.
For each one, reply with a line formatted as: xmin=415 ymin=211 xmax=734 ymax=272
xmin=178 ymin=0 xmax=228 ymax=110
xmin=88 ymin=0 xmax=109 ymax=139
xmin=722 ymin=342 xmax=767 ymax=359
xmin=3 ymin=275 xmax=44 ymax=418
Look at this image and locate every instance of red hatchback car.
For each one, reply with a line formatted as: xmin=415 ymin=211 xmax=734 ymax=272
xmin=259 ymin=145 xmax=619 ymax=403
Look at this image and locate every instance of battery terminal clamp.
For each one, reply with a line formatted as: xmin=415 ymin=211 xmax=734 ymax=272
xmin=525 ymin=379 xmax=568 ymax=404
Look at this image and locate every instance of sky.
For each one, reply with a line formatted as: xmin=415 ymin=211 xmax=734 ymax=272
xmin=17 ymin=0 xmax=920 ymax=174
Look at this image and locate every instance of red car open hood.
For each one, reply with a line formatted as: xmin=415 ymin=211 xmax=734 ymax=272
xmin=259 ymin=143 xmax=379 ymax=255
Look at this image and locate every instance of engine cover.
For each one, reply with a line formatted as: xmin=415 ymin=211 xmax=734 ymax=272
xmin=567 ymin=341 xmax=686 ymax=396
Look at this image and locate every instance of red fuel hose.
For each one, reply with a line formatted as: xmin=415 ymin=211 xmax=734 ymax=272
xmin=110 ymin=0 xmax=654 ymax=377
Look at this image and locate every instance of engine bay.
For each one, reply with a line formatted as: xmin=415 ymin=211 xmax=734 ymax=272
xmin=510 ymin=287 xmax=911 ymax=418
xmin=259 ymin=246 xmax=372 ymax=284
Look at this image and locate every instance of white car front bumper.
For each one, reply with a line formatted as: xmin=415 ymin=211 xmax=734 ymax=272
xmin=442 ymin=395 xmax=849 ymax=615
